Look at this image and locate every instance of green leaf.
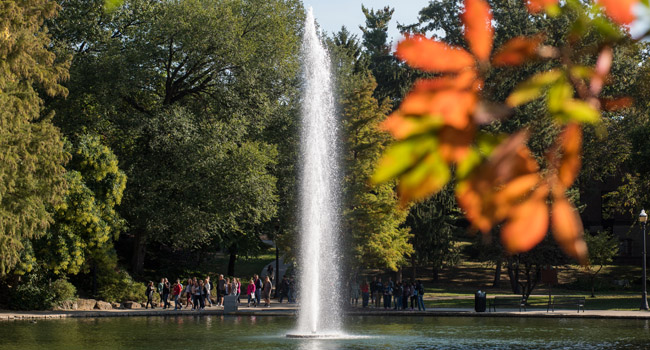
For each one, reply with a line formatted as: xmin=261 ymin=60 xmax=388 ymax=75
xmin=476 ymin=132 xmax=506 ymax=156
xmin=546 ymin=4 xmax=561 ymax=16
xmin=558 ymin=99 xmax=601 ymax=124
xmin=592 ymin=17 xmax=623 ymax=40
xmin=569 ymin=66 xmax=594 ymax=79
xmin=507 ymin=70 xmax=563 ymax=107
xmin=104 ymin=0 xmax=124 ymax=13
xmin=371 ymin=136 xmax=437 ymax=184
xmin=455 ymin=148 xmax=481 ymax=181
xmin=547 ymin=80 xmax=573 ymax=113
xmin=399 ymin=151 xmax=451 ymax=202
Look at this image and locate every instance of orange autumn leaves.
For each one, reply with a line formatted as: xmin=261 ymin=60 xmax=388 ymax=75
xmin=598 ymin=0 xmax=638 ymax=25
xmin=527 ymin=0 xmax=639 ymax=25
xmin=372 ymin=0 xmax=600 ymax=262
xmin=455 ymin=125 xmax=587 ymax=260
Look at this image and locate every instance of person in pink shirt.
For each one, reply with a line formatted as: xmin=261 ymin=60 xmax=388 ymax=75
xmin=246 ymin=278 xmax=256 ymax=307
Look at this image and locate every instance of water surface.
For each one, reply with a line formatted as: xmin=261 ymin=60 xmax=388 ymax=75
xmin=2 ymin=316 xmax=649 ymax=350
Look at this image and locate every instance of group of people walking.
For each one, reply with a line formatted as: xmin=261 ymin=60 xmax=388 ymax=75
xmin=355 ymin=277 xmax=426 ymax=311
xmin=144 ymin=273 xmax=287 ymax=310
xmin=144 ymin=273 xmax=424 ymax=312
xmin=145 ymin=277 xmax=212 ymax=310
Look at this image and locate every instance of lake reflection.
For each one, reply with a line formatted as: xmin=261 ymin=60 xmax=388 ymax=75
xmin=2 ymin=315 xmax=649 ymax=350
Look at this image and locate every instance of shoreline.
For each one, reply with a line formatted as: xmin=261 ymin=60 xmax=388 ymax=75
xmin=3 ymin=304 xmax=650 ymax=321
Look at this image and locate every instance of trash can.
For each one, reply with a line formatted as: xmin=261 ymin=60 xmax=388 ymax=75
xmin=474 ymin=290 xmax=486 ymax=312
xmin=223 ymin=295 xmax=238 ymax=313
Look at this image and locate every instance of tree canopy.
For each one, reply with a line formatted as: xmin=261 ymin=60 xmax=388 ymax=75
xmin=329 ymin=29 xmax=412 ymax=272
xmin=50 ymin=0 xmax=305 ymax=274
xmin=0 ymin=0 xmax=70 ymax=276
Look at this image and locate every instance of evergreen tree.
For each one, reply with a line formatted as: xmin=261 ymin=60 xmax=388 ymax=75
xmin=331 ymin=32 xmax=412 ymax=272
xmin=407 ymin=186 xmax=461 ymax=280
xmin=0 ymin=0 xmax=70 ymax=276
xmin=359 ymin=6 xmax=416 ymax=106
xmin=341 ymin=73 xmax=412 ymax=271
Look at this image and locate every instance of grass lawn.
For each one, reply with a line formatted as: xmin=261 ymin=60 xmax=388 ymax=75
xmin=424 ymin=294 xmax=644 ymax=310
xmin=218 ymin=252 xmax=277 ymax=279
xmin=144 ymin=247 xmax=277 ymax=281
xmin=401 ymin=257 xmax=645 ymax=311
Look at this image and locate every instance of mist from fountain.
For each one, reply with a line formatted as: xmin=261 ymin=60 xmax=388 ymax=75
xmin=288 ymin=7 xmax=342 ymax=338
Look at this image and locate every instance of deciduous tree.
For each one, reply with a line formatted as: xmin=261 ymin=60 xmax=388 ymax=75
xmin=51 ymin=0 xmax=304 ymax=274
xmin=407 ymin=186 xmax=461 ymax=281
xmin=584 ymin=230 xmax=619 ymax=297
xmin=33 ymin=134 xmax=126 ymax=276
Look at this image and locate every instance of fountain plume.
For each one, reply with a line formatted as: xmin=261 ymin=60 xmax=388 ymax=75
xmin=292 ymin=7 xmax=342 ymax=336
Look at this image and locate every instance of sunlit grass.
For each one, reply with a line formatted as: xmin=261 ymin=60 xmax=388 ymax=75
xmin=423 ymin=293 xmax=644 ymax=310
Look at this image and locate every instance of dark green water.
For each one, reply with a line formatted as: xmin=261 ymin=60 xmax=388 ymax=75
xmin=2 ymin=316 xmax=649 ymax=350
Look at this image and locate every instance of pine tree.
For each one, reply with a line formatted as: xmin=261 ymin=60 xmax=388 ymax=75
xmin=359 ymin=6 xmax=416 ymax=105
xmin=330 ymin=31 xmax=413 ymax=271
xmin=341 ymin=72 xmax=413 ymax=271
xmin=0 ymin=0 xmax=70 ymax=276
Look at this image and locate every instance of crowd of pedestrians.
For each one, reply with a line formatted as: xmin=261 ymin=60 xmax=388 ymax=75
xmin=144 ymin=272 xmax=425 ymax=312
xmin=354 ymin=278 xmax=426 ymax=311
xmin=144 ymin=272 xmax=296 ymax=310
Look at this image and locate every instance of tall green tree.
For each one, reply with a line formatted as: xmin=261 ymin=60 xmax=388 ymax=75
xmin=34 ymin=134 xmax=127 ymax=276
xmin=584 ymin=230 xmax=619 ymax=297
xmin=407 ymin=186 xmax=461 ymax=281
xmin=0 ymin=0 xmax=70 ymax=276
xmin=360 ymin=5 xmax=415 ymax=106
xmin=330 ymin=31 xmax=413 ymax=272
xmin=51 ymin=0 xmax=304 ymax=274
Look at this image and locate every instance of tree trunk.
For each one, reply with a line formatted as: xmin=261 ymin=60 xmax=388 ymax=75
xmin=227 ymin=248 xmax=237 ymax=277
xmin=432 ymin=266 xmax=439 ymax=282
xmin=493 ymin=258 xmax=502 ymax=288
xmin=590 ymin=266 xmax=602 ymax=298
xmin=397 ymin=267 xmax=403 ymax=282
xmin=92 ymin=263 xmax=98 ymax=297
xmin=506 ymin=258 xmax=521 ymax=295
xmin=519 ymin=264 xmax=541 ymax=300
xmin=275 ymin=244 xmax=280 ymax=282
xmin=131 ymin=232 xmax=147 ymax=275
xmin=411 ymin=255 xmax=417 ymax=280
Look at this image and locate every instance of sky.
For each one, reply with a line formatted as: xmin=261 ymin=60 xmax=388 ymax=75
xmin=306 ymin=0 xmax=432 ymax=45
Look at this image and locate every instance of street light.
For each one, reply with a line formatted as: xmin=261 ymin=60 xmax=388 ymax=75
xmin=640 ymin=209 xmax=649 ymax=310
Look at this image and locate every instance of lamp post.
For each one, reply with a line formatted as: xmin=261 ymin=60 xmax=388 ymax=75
xmin=640 ymin=209 xmax=649 ymax=310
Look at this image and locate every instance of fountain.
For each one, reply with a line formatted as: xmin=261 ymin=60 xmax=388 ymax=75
xmin=286 ymin=7 xmax=343 ymax=339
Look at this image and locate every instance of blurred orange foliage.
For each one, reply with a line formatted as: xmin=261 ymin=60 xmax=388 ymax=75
xmin=373 ymin=0 xmax=640 ymax=263
xmin=598 ymin=0 xmax=638 ymax=25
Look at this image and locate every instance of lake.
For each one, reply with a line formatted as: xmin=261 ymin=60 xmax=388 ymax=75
xmin=2 ymin=315 xmax=649 ymax=349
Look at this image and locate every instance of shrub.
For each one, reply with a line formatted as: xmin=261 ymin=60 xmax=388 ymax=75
xmin=98 ymin=270 xmax=146 ymax=303
xmin=51 ymin=278 xmax=77 ymax=303
xmin=8 ymin=273 xmax=54 ymax=310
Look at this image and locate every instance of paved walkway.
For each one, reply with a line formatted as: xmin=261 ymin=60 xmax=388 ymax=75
xmin=261 ymin=257 xmax=291 ymax=282
xmin=3 ymin=303 xmax=650 ymax=321
xmin=260 ymin=239 xmax=291 ymax=282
